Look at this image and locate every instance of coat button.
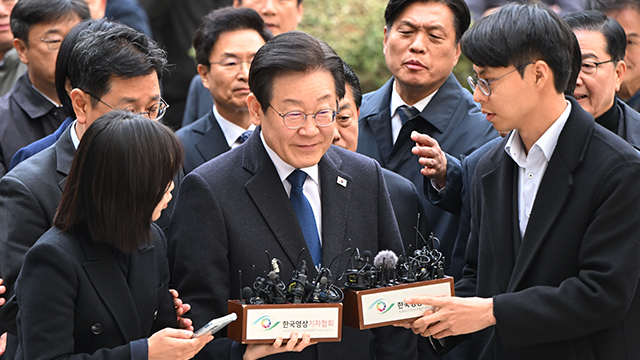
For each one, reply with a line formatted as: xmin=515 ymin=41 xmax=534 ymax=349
xmin=154 ymin=310 xmax=158 ymax=320
xmin=91 ymin=323 xmax=103 ymax=335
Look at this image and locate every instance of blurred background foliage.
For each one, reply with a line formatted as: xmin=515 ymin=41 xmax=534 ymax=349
xmin=298 ymin=0 xmax=473 ymax=94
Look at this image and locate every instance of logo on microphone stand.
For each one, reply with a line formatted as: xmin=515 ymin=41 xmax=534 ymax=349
xmin=369 ymin=299 xmax=394 ymax=314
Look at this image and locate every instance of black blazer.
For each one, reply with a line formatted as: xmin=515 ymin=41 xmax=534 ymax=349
xmin=14 ymin=224 xmax=176 ymax=359
xmin=356 ymin=74 xmax=498 ymax=270
xmin=457 ymin=98 xmax=640 ymax=359
xmin=0 ymin=127 xmax=180 ymax=332
xmin=175 ymin=110 xmax=229 ymax=174
xmin=168 ymin=128 xmax=415 ymax=360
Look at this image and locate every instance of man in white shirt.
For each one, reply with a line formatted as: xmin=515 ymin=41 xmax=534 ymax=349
xmin=403 ymin=3 xmax=640 ymax=359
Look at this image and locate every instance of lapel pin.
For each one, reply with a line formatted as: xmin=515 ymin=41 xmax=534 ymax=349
xmin=337 ymin=176 xmax=347 ymax=187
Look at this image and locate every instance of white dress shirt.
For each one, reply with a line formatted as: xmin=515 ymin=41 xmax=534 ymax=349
xmin=213 ymin=105 xmax=255 ymax=149
xmin=505 ymin=100 xmax=571 ymax=238
xmin=260 ymin=132 xmax=322 ymax=244
xmin=389 ymin=79 xmax=438 ymax=144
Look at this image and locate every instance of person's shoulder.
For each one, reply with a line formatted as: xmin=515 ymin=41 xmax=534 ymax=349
xmin=360 ymin=78 xmax=394 ymax=117
xmin=326 ymin=145 xmax=382 ymax=174
xmin=176 ymin=112 xmax=210 ymax=141
xmin=3 ymin=143 xmax=57 ymax=187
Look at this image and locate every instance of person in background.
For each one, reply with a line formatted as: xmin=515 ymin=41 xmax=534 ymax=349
xmin=176 ymin=7 xmax=272 ymax=173
xmin=590 ymin=0 xmax=640 ymax=112
xmin=140 ymin=0 xmax=233 ymax=129
xmin=356 ymin=0 xmax=497 ymax=287
xmin=84 ymin=0 xmax=152 ymax=37
xmin=565 ymin=10 xmax=640 ymax=147
xmin=0 ymin=0 xmax=90 ymax=176
xmin=182 ymin=0 xmax=303 ymax=127
xmin=334 ymin=60 xmax=432 ymax=254
xmin=8 ymin=18 xmax=116 ymax=170
xmin=0 ymin=0 xmax=26 ymax=97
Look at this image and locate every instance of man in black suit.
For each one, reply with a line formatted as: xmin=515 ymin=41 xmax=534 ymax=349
xmin=182 ymin=0 xmax=304 ymax=127
xmin=356 ymin=0 xmax=497 ymax=274
xmin=333 ymin=60 xmax=431 ymax=252
xmin=176 ymin=7 xmax=272 ymax=174
xmin=0 ymin=0 xmax=90 ymax=176
xmin=168 ymin=31 xmax=414 ymax=360
xmin=404 ymin=4 xmax=640 ymax=359
xmin=0 ymin=24 xmax=170 ymax=357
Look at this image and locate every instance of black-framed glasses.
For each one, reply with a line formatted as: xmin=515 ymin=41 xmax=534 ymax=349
xmin=38 ymin=38 xmax=62 ymax=52
xmin=209 ymin=57 xmax=253 ymax=74
xmin=467 ymin=62 xmax=534 ymax=97
xmin=269 ymin=103 xmax=338 ymax=130
xmin=84 ymin=91 xmax=169 ymax=121
xmin=580 ymin=59 xmax=615 ymax=76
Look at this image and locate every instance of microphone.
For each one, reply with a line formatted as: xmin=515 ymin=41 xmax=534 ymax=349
xmin=374 ymin=250 xmax=398 ymax=286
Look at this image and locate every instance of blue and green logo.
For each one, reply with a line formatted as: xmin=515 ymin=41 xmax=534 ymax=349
xmin=368 ymin=299 xmax=394 ymax=314
xmin=253 ymin=315 xmax=280 ymax=331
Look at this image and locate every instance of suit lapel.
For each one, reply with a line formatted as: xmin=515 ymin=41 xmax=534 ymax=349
xmin=242 ymin=129 xmax=315 ymax=272
xmin=508 ymin=100 xmax=592 ymax=289
xmin=127 ymin=244 xmax=157 ymax=335
xmin=194 ymin=112 xmax=231 ymax=164
xmin=481 ymin=146 xmax=517 ymax=292
xmin=55 ymin=127 xmax=75 ymax=192
xmin=359 ymin=79 xmax=394 ymax=165
xmin=79 ymin=227 xmax=141 ymax=341
xmin=318 ymin=147 xmax=352 ymax=275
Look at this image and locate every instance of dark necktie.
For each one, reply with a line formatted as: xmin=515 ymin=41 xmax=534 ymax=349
xmin=236 ymin=130 xmax=253 ymax=144
xmin=287 ymin=169 xmax=322 ymax=268
xmin=398 ymin=105 xmax=420 ymax=125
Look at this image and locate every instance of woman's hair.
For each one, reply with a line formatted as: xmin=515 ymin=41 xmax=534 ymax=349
xmin=54 ymin=111 xmax=184 ymax=253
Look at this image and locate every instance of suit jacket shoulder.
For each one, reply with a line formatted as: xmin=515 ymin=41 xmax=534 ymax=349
xmin=176 ymin=111 xmax=230 ymax=174
xmin=618 ymin=97 xmax=640 ymax=149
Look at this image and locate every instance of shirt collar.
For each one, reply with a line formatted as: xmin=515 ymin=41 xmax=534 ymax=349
xmin=390 ymin=79 xmax=438 ymax=118
xmin=213 ymin=105 xmax=255 ymax=147
xmin=505 ymin=100 xmax=572 ymax=165
xmin=31 ymin=83 xmax=62 ymax=107
xmin=70 ymin=120 xmax=80 ymax=150
xmin=259 ymin=131 xmax=319 ymax=186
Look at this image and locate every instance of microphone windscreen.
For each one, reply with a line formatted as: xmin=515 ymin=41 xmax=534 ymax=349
xmin=268 ymin=271 xmax=277 ymax=281
xmin=242 ymin=287 xmax=253 ymax=300
xmin=363 ymin=250 xmax=372 ymax=259
xmin=374 ymin=250 xmax=398 ymax=270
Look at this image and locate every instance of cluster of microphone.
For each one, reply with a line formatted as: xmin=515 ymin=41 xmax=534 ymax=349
xmin=343 ymin=233 xmax=445 ymax=290
xmin=239 ymin=231 xmax=445 ymax=304
xmin=241 ymin=256 xmax=344 ymax=305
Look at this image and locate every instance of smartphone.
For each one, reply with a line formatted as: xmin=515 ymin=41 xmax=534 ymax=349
xmin=193 ymin=313 xmax=238 ymax=338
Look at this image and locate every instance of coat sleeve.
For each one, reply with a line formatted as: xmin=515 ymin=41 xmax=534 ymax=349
xmin=168 ymin=172 xmax=233 ymax=359
xmin=16 ymin=242 xmax=132 ymax=360
xmin=0 ymin=174 xmax=52 ymax=332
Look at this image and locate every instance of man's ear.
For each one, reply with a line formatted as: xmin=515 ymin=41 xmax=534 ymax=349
xmin=70 ymin=88 xmax=91 ymax=125
xmin=383 ymin=26 xmax=388 ymax=55
xmin=13 ymin=38 xmax=29 ymax=65
xmin=615 ymin=60 xmax=627 ymax=92
xmin=247 ymin=93 xmax=263 ymax=126
xmin=296 ymin=2 xmax=304 ymax=27
xmin=197 ymin=64 xmax=211 ymax=90
xmin=531 ymin=60 xmax=551 ymax=88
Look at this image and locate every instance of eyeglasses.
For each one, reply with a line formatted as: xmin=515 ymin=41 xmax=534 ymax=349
xmin=38 ymin=38 xmax=62 ymax=52
xmin=467 ymin=62 xmax=534 ymax=97
xmin=269 ymin=103 xmax=338 ymax=130
xmin=580 ymin=59 xmax=615 ymax=76
xmin=209 ymin=57 xmax=252 ymax=74
xmin=84 ymin=91 xmax=169 ymax=121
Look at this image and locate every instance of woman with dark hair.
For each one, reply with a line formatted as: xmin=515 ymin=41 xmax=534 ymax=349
xmin=13 ymin=111 xmax=211 ymax=359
